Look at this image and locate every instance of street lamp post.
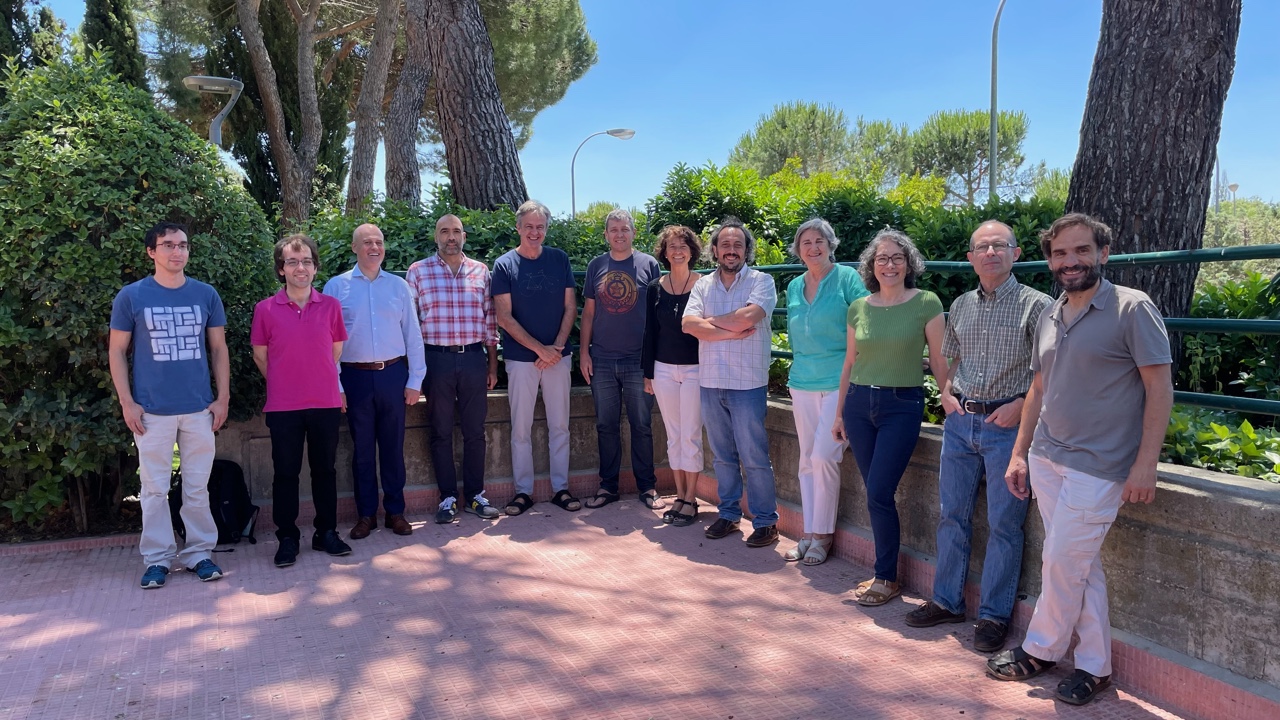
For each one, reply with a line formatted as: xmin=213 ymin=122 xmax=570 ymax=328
xmin=571 ymin=128 xmax=635 ymax=218
xmin=989 ymin=0 xmax=1008 ymax=205
xmin=182 ymin=75 xmax=245 ymax=147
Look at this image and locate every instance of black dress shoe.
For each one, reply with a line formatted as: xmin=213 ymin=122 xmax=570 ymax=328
xmin=905 ymin=601 xmax=966 ymax=628
xmin=704 ymin=518 xmax=740 ymax=539
xmin=312 ymin=529 xmax=353 ymax=557
xmin=745 ymin=525 xmax=779 ymax=547
xmin=974 ymin=619 xmax=1010 ymax=653
xmin=274 ymin=537 xmax=299 ymax=567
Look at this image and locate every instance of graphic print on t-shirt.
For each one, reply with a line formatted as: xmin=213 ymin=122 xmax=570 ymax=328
xmin=519 ymin=270 xmax=563 ymax=295
xmin=595 ymin=270 xmax=638 ymax=315
xmin=145 ymin=305 xmax=205 ymax=361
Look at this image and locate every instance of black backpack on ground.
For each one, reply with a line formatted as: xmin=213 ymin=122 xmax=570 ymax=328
xmin=169 ymin=458 xmax=259 ymax=545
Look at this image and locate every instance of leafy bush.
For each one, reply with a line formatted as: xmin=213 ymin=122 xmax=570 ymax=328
xmin=1180 ymin=272 xmax=1279 ymax=417
xmin=0 ymin=56 xmax=276 ymax=527
xmin=1164 ymin=407 xmax=1280 ymax=483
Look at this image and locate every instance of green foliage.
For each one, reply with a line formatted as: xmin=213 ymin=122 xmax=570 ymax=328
xmin=647 ymin=162 xmax=814 ymax=246
xmin=909 ymin=109 xmax=1031 ymax=206
xmin=0 ymin=56 xmax=276 ymax=526
xmin=1164 ymin=407 xmax=1280 ymax=483
xmin=1198 ymin=199 xmax=1280 ymax=288
xmin=1179 ymin=273 xmax=1279 ymax=413
xmin=82 ymin=0 xmax=148 ymax=89
xmin=730 ymin=101 xmax=852 ymax=178
xmin=1033 ymin=167 xmax=1070 ymax=204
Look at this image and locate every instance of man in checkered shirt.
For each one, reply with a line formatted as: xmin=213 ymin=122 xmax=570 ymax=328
xmin=904 ymin=220 xmax=1051 ymax=654
xmin=406 ymin=214 xmax=502 ymax=524
xmin=681 ymin=217 xmax=781 ymax=549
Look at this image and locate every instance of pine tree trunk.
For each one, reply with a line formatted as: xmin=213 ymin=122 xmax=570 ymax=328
xmin=425 ymin=0 xmax=527 ymax=210
xmin=384 ymin=0 xmax=431 ymax=205
xmin=1067 ymin=0 xmax=1240 ymax=331
xmin=345 ymin=0 xmax=402 ymax=214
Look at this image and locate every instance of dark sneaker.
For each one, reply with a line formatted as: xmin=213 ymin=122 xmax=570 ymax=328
xmin=704 ymin=518 xmax=740 ymax=539
xmin=140 ymin=565 xmax=169 ymax=589
xmin=464 ymin=491 xmax=501 ymax=519
xmin=312 ymin=530 xmax=353 ymax=557
xmin=189 ymin=558 xmax=223 ymax=582
xmin=274 ymin=537 xmax=299 ymax=567
xmin=905 ymin=600 xmax=966 ymax=628
xmin=745 ymin=525 xmax=780 ymax=548
xmin=974 ymin=619 xmax=1010 ymax=653
xmin=435 ymin=497 xmax=459 ymax=524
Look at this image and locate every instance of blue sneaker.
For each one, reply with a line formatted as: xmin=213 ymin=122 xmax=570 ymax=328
xmin=140 ymin=565 xmax=169 ymax=589
xmin=189 ymin=558 xmax=223 ymax=582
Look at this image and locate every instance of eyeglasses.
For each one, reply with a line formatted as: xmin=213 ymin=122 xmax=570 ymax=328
xmin=873 ymin=254 xmax=907 ymax=267
xmin=157 ymin=242 xmax=189 ymax=252
xmin=972 ymin=242 xmax=1014 ymax=254
xmin=283 ymin=258 xmax=316 ymax=269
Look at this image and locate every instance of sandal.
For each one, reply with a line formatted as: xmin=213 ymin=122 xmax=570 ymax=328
xmin=784 ymin=537 xmax=813 ymax=562
xmin=852 ymin=578 xmax=875 ymax=599
xmin=670 ymin=500 xmax=698 ymax=526
xmin=504 ymin=493 xmax=534 ymax=516
xmin=550 ymin=489 xmax=581 ymax=512
xmin=584 ymin=489 xmax=620 ymax=509
xmin=802 ymin=536 xmax=833 ymax=566
xmin=856 ymin=579 xmax=901 ymax=606
xmin=1055 ymin=669 xmax=1111 ymax=705
xmin=639 ymin=490 xmax=666 ymax=510
xmin=662 ymin=499 xmax=686 ymax=524
xmin=986 ymin=647 xmax=1057 ymax=682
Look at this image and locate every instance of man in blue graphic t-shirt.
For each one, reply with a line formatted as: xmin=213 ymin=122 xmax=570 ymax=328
xmin=579 ymin=209 xmax=662 ymax=510
xmin=109 ymin=221 xmax=230 ymax=589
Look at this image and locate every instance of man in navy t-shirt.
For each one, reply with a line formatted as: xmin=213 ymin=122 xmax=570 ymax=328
xmin=109 ymin=221 xmax=230 ymax=589
xmin=491 ymin=200 xmax=581 ymax=516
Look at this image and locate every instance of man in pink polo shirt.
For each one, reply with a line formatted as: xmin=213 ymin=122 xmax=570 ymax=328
xmin=251 ymin=234 xmax=351 ymax=568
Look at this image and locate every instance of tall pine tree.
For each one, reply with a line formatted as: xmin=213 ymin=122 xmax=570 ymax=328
xmin=82 ymin=0 xmax=148 ymax=89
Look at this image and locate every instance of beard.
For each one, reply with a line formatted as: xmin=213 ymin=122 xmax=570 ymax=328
xmin=1053 ymin=262 xmax=1102 ymax=292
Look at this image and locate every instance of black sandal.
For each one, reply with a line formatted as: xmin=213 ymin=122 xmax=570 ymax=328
xmin=1055 ymin=669 xmax=1111 ymax=705
xmin=671 ymin=499 xmax=699 ymax=527
xmin=550 ymin=489 xmax=581 ymax=512
xmin=640 ymin=490 xmax=666 ymax=510
xmin=662 ymin=499 xmax=686 ymax=524
xmin=504 ymin=493 xmax=534 ymax=516
xmin=583 ymin=489 xmax=619 ymax=509
xmin=985 ymin=647 xmax=1056 ymax=682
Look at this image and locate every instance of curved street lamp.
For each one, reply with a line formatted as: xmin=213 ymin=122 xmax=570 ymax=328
xmin=571 ymin=128 xmax=636 ymax=218
xmin=182 ymin=75 xmax=245 ymax=147
xmin=989 ymin=0 xmax=1008 ymax=205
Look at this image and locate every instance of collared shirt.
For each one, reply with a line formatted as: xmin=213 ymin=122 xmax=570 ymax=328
xmin=684 ymin=266 xmax=777 ymax=390
xmin=323 ymin=265 xmax=427 ymax=390
xmin=786 ymin=264 xmax=868 ymax=392
xmin=250 ymin=287 xmax=347 ymax=412
xmin=405 ymin=254 xmax=499 ymax=348
xmin=943 ymin=273 xmax=1052 ymax=401
xmin=1031 ymin=279 xmax=1171 ymax=482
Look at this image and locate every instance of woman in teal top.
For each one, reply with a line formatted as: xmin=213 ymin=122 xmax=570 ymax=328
xmin=785 ymin=218 xmax=868 ymax=565
xmin=832 ymin=229 xmax=948 ymax=607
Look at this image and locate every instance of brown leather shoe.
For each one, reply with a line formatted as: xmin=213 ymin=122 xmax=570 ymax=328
xmin=349 ymin=516 xmax=375 ymax=540
xmin=386 ymin=513 xmax=413 ymax=536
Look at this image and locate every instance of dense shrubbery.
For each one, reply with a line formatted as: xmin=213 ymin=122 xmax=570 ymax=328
xmin=0 ymin=57 xmax=277 ymax=528
xmin=1180 ymin=272 xmax=1280 ymax=406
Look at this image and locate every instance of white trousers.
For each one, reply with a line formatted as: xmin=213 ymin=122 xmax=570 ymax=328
xmin=790 ymin=388 xmax=847 ymax=534
xmin=136 ymin=410 xmax=219 ymax=568
xmin=651 ymin=362 xmax=703 ymax=473
xmin=1022 ymin=452 xmax=1125 ymax=677
xmin=506 ymin=357 xmax=571 ymax=495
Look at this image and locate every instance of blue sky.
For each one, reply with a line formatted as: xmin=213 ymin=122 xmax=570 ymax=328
xmin=46 ymin=0 xmax=1280 ymax=214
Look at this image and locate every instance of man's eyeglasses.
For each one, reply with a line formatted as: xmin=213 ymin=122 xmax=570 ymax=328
xmin=972 ymin=242 xmax=1014 ymax=254
xmin=873 ymin=254 xmax=907 ymax=267
xmin=157 ymin=242 xmax=189 ymax=252
xmin=284 ymin=259 xmax=316 ymax=268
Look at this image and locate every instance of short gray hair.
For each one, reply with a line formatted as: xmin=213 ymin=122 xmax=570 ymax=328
xmin=603 ymin=208 xmax=635 ymax=231
xmin=788 ymin=217 xmax=840 ymax=262
xmin=857 ymin=228 xmax=927 ymax=293
xmin=516 ymin=199 xmax=551 ymax=225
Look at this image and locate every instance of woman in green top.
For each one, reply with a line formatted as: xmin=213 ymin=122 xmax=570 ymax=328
xmin=832 ymin=229 xmax=948 ymax=607
xmin=785 ymin=218 xmax=868 ymax=565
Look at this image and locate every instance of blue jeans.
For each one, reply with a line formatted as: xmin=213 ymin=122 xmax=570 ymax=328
xmin=932 ymin=409 xmax=1028 ymax=623
xmin=701 ymin=386 xmax=779 ymax=529
xmin=591 ymin=356 xmax=656 ymax=494
xmin=843 ymin=384 xmax=925 ymax=582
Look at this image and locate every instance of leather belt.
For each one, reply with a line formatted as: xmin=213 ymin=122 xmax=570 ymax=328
xmin=425 ymin=342 xmax=484 ymax=353
xmin=341 ymin=356 xmax=404 ymax=371
xmin=955 ymin=394 xmax=1018 ymax=414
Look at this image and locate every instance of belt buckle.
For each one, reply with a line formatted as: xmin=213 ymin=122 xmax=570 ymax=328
xmin=372 ymin=360 xmax=386 ymax=370
xmin=450 ymin=345 xmax=464 ymax=353
xmin=963 ymin=399 xmax=980 ymax=414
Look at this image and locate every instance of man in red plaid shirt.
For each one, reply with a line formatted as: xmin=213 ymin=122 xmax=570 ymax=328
xmin=406 ymin=214 xmax=502 ymax=524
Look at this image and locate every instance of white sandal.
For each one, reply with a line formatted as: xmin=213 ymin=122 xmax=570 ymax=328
xmin=784 ymin=537 xmax=812 ymax=562
xmin=802 ymin=536 xmax=833 ymax=566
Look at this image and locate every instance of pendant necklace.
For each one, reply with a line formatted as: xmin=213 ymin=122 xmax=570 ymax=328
xmin=670 ymin=272 xmax=693 ymax=317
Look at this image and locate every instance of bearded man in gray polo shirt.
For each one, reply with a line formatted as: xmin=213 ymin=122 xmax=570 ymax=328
xmin=985 ymin=213 xmax=1173 ymax=707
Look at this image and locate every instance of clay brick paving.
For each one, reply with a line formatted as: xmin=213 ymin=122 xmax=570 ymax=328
xmin=0 ymin=501 xmax=1184 ymax=720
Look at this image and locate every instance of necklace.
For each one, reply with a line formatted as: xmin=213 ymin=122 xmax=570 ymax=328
xmin=667 ymin=271 xmax=693 ymax=317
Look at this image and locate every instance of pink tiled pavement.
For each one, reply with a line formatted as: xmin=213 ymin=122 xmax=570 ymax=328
xmin=0 ymin=493 xmax=1193 ymax=720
